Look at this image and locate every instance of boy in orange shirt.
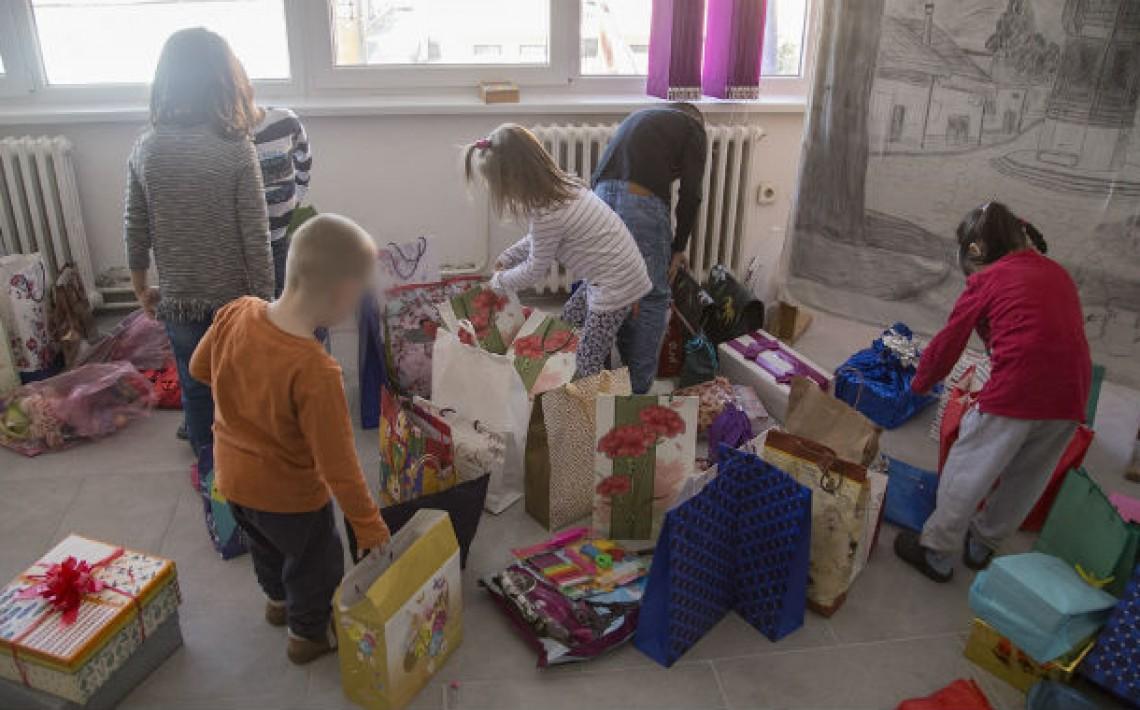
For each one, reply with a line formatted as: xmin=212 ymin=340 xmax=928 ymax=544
xmin=190 ymin=213 xmax=389 ymax=664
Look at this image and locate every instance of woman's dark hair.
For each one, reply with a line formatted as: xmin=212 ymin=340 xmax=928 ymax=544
xmin=149 ymin=28 xmax=261 ymax=139
xmin=956 ymin=201 xmax=1047 ymax=275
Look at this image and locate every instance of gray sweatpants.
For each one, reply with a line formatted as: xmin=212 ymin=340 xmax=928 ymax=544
xmin=921 ymin=409 xmax=1077 ymax=554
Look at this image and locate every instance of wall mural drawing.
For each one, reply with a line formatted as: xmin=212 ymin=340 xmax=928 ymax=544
xmin=786 ymin=0 xmax=1140 ymax=387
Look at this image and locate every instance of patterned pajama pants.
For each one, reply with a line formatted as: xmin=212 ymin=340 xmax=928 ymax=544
xmin=562 ymin=284 xmax=630 ymax=381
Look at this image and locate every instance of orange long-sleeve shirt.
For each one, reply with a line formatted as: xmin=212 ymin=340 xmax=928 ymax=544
xmin=189 ymin=297 xmax=389 ymax=549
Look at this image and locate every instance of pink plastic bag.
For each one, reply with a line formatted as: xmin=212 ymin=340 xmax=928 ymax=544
xmin=0 ymin=362 xmax=156 ymax=456
xmin=75 ymin=309 xmax=172 ymax=371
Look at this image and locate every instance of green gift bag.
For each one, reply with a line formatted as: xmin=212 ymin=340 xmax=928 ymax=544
xmin=1035 ymin=468 xmax=1140 ymax=597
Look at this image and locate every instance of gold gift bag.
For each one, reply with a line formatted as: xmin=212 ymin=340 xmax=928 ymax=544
xmin=334 ymin=510 xmax=462 ymax=710
xmin=761 ymin=430 xmax=870 ymax=616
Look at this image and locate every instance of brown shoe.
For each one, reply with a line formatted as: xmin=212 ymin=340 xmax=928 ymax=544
xmin=286 ymin=630 xmax=337 ymax=665
xmin=265 ymin=600 xmax=287 ymax=627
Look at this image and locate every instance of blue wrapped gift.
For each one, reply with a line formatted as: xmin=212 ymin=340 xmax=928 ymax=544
xmin=834 ymin=322 xmax=938 ymax=429
xmin=969 ymin=553 xmax=1117 ymax=664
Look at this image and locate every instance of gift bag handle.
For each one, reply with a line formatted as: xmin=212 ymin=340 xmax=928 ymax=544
xmin=534 ymin=316 xmax=577 ymax=356
xmin=386 ymin=236 xmax=428 ymax=280
xmin=782 ymin=435 xmax=843 ymax=494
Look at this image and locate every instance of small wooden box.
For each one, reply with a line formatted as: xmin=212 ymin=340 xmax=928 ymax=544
xmin=479 ymin=81 xmax=519 ymax=104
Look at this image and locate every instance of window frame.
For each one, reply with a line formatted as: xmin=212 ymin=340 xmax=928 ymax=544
xmin=0 ymin=0 xmax=816 ymax=108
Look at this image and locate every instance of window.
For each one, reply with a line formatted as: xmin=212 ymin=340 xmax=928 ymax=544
xmin=581 ymin=0 xmax=811 ymax=80
xmin=28 ymin=0 xmax=290 ymax=85
xmin=332 ymin=0 xmax=549 ymax=67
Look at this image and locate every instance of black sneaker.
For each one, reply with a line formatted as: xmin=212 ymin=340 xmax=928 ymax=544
xmin=894 ymin=531 xmax=953 ymax=583
xmin=962 ymin=530 xmax=994 ymax=571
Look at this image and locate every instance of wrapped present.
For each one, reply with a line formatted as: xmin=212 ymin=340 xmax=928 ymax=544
xmin=964 ymin=618 xmax=1093 ymax=693
xmin=834 ymin=323 xmax=938 ymax=430
xmin=760 ymin=430 xmax=869 ymax=616
xmin=383 ymin=275 xmax=482 ymax=399
xmin=508 ymin=311 xmax=578 ymax=399
xmin=0 ymin=536 xmax=182 ymax=707
xmin=969 ymin=553 xmax=1117 ymax=664
xmin=675 ymin=376 xmax=734 ymax=433
xmin=438 ymin=284 xmax=525 ymax=355
xmin=718 ymin=329 xmax=831 ymax=422
xmin=334 ymin=509 xmax=462 ymax=710
xmin=526 ymin=369 xmax=631 ymax=530
xmin=635 ymin=447 xmax=811 ymax=667
xmin=379 ymin=387 xmax=457 ymax=506
xmin=592 ymin=394 xmax=698 ymax=540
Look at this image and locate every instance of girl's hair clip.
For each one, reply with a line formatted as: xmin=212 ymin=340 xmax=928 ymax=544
xmin=475 ymin=138 xmax=492 ymax=150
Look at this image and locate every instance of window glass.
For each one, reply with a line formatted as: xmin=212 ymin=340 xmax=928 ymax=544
xmin=30 ymin=0 xmax=290 ymax=85
xmin=333 ymin=0 xmax=550 ymax=66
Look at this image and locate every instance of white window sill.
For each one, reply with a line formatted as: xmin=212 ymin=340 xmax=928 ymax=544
xmin=0 ymin=90 xmax=806 ymax=125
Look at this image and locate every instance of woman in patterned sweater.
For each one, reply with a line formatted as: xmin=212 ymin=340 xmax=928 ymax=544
xmin=123 ymin=28 xmax=273 ymax=453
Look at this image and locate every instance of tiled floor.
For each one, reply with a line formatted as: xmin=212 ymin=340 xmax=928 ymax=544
xmin=2 ymin=311 xmax=1138 ymax=709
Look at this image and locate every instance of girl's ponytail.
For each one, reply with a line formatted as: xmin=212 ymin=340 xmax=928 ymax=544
xmin=1022 ymin=220 xmax=1048 ymax=254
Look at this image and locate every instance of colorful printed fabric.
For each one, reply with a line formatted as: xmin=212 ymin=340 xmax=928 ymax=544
xmin=593 ymin=394 xmax=698 ymax=540
xmin=379 ymin=387 xmax=457 ymax=506
xmin=382 ymin=276 xmax=481 ymax=398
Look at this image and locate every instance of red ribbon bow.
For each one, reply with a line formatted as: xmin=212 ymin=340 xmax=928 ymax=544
xmin=17 ymin=553 xmax=119 ymax=625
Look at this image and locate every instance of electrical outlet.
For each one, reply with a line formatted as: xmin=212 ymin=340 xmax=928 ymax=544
xmin=757 ymin=182 xmax=777 ymax=205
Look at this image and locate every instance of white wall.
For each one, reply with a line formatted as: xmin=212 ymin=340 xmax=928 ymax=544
xmin=0 ymin=108 xmax=806 ymax=301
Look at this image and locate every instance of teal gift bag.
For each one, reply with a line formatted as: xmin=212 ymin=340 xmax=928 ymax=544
xmin=969 ymin=553 xmax=1117 ymax=664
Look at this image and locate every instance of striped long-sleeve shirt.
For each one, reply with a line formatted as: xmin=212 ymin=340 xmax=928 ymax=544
xmin=491 ymin=187 xmax=651 ymax=312
xmin=124 ymin=125 xmax=274 ymax=322
xmin=253 ymin=107 xmax=311 ymax=241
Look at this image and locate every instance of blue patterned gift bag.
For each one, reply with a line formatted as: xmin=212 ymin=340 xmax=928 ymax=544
xmin=634 ymin=446 xmax=811 ymax=667
xmin=1082 ymin=565 xmax=1140 ymax=706
xmin=196 ymin=445 xmax=247 ymax=560
xmin=883 ymin=456 xmax=939 ymax=532
xmin=834 ymin=323 xmax=939 ymax=429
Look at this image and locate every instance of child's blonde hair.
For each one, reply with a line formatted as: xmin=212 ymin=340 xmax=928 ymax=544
xmin=285 ymin=214 xmax=376 ymax=293
xmin=464 ymin=123 xmax=580 ymax=219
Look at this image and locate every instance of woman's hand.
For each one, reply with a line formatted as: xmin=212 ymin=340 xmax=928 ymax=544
xmin=669 ymin=251 xmax=688 ymax=281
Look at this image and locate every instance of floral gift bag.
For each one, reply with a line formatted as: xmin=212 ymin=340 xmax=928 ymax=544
xmin=382 ymin=276 xmax=482 ymax=398
xmin=437 ymin=284 xmax=525 ymax=355
xmin=509 ymin=311 xmax=579 ymax=399
xmin=0 ymin=253 xmax=57 ymax=381
xmin=593 ymin=394 xmax=698 ymax=540
xmin=375 ymin=236 xmax=440 ymax=294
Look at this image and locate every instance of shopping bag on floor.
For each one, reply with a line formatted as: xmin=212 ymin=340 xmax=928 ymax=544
xmin=760 ymin=430 xmax=870 ymax=616
xmin=896 ymin=679 xmax=994 ymax=710
xmin=938 ymin=364 xmax=983 ymax=472
xmin=375 ymin=236 xmax=440 ymax=294
xmin=969 ymin=552 xmax=1117 ymax=664
xmin=412 ymin=396 xmax=506 ymax=484
xmin=383 ymin=275 xmax=482 ymax=398
xmin=834 ymin=323 xmax=938 ymax=429
xmin=0 ymin=253 xmax=58 ymax=381
xmin=883 ymin=457 xmax=939 ymax=532
xmin=657 ymin=311 xmax=686 ymax=378
xmin=48 ymin=264 xmax=96 ymax=368
xmin=784 ymin=376 xmax=881 ymax=466
xmin=928 ymin=351 xmax=990 ymax=441
xmin=508 ymin=311 xmax=579 ymax=399
xmin=437 ymin=283 xmax=525 ymax=355
xmin=196 ymin=445 xmax=247 ymax=559
xmin=635 ymin=446 xmax=811 ymax=667
xmin=379 ymin=387 xmax=457 ymax=506
xmin=431 ymin=329 xmax=531 ymax=513
xmin=849 ymin=464 xmax=888 ymax=584
xmin=335 ymin=509 xmax=462 ymax=710
xmin=592 ymin=394 xmax=698 ymax=540
xmin=1034 ymin=468 xmax=1140 ymax=597
xmin=525 ymin=369 xmax=631 ymax=530
xmin=0 ymin=322 xmax=16 ymax=397
xmin=702 ymin=264 xmax=765 ymax=344
xmin=1081 ymin=565 xmax=1140 ymax=707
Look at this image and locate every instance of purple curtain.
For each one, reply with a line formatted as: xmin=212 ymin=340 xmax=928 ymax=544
xmin=702 ymin=0 xmax=767 ymax=99
xmin=647 ymin=0 xmax=707 ymax=100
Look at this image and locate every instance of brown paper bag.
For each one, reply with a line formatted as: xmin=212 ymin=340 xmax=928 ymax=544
xmin=524 ymin=368 xmax=631 ymax=529
xmin=784 ymin=376 xmax=882 ymax=466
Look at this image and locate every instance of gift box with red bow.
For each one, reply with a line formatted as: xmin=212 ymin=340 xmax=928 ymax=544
xmin=0 ymin=535 xmax=181 ymax=707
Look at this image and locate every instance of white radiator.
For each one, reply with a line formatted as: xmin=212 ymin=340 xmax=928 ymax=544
xmin=528 ymin=123 xmax=765 ymax=294
xmin=0 ymin=136 xmax=102 ymax=308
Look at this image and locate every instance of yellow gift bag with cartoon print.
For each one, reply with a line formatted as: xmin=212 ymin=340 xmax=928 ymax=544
xmin=334 ymin=509 xmax=462 ymax=710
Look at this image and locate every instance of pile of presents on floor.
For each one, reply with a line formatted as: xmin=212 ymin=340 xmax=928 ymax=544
xmin=0 ymin=253 xmax=181 ymax=458
xmin=2 ymin=239 xmax=1139 ymax=710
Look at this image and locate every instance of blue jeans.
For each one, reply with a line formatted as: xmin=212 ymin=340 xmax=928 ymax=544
xmin=165 ymin=319 xmax=215 ymax=454
xmin=595 ymin=180 xmax=672 ymax=394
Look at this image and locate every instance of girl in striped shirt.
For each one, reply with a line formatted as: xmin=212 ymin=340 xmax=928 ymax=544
xmin=252 ymin=107 xmax=312 ymax=297
xmin=466 ymin=124 xmax=651 ymax=380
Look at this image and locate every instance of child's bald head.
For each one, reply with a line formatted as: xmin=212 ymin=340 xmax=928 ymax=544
xmin=286 ymin=213 xmax=376 ymax=294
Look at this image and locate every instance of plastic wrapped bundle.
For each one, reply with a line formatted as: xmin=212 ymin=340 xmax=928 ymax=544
xmin=0 ymin=362 xmax=156 ymax=456
xmin=75 ymin=309 xmax=172 ymax=371
xmin=834 ymin=322 xmax=939 ymax=429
